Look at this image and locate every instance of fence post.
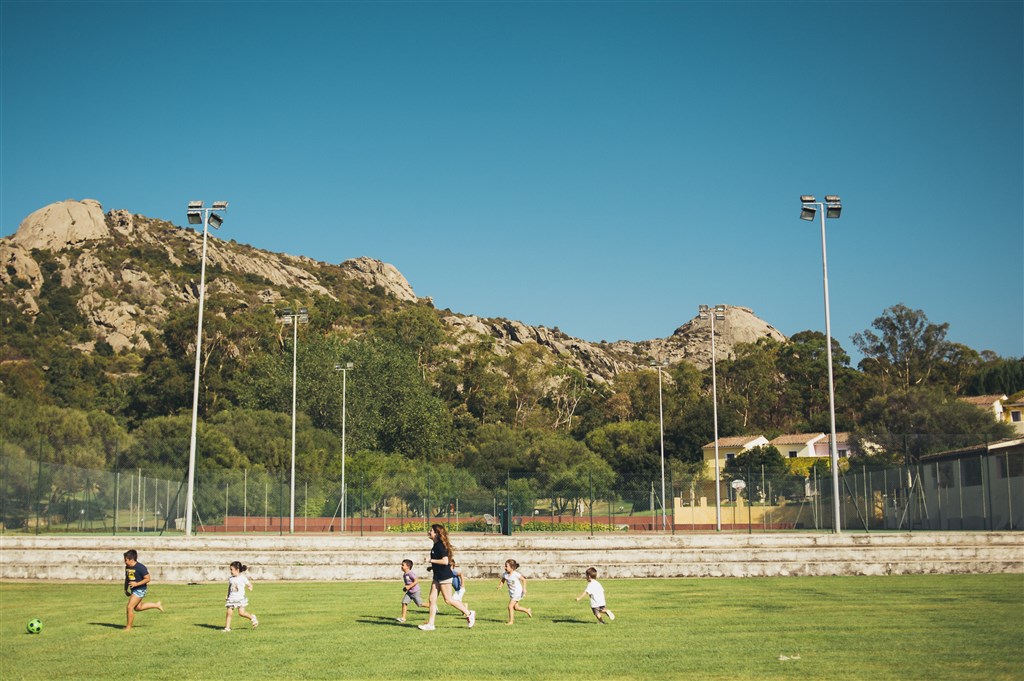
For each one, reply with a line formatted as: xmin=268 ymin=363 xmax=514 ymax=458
xmin=1006 ymin=452 xmax=1014 ymax=531
xmin=589 ymin=469 xmax=593 ymax=537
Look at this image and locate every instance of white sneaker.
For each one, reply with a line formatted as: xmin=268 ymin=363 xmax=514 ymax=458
xmin=417 ymin=623 xmax=435 ymax=631
xmin=467 ymin=610 xmax=476 ymax=628
xmin=395 ymin=618 xmax=405 ymax=623
xmin=606 ymin=610 xmax=615 ymax=621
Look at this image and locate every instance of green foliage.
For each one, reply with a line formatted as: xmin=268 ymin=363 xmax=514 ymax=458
xmin=722 ymin=444 xmax=804 ymax=501
xmin=856 ymin=386 xmax=1015 ymax=462
xmin=853 ymin=304 xmax=955 ymax=391
xmin=969 ymin=357 xmax=1024 ymax=395
xmin=518 ymin=520 xmax=625 ymax=531
xmin=2 ymin=216 xmax=1019 ymax=498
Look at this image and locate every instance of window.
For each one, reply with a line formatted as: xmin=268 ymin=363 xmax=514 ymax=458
xmin=997 ymin=452 xmax=1024 ymax=479
xmin=726 ymin=453 xmax=735 ymax=461
xmin=962 ymin=457 xmax=983 ymax=487
xmin=789 ymin=451 xmax=797 ymax=458
xmin=938 ymin=462 xmax=956 ymax=489
xmin=838 ymin=449 xmax=848 ymax=458
xmin=1011 ymin=410 xmax=1022 ymax=423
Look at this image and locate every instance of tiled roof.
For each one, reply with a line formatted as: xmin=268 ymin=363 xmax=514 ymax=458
xmin=702 ymin=435 xmax=765 ymax=449
xmin=770 ymin=433 xmax=826 ymax=446
xmin=959 ymin=395 xmax=1007 ymax=406
xmin=824 ymin=431 xmax=853 ymax=445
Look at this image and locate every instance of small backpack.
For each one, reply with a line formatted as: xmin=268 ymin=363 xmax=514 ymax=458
xmin=452 ymin=572 xmax=462 ymax=591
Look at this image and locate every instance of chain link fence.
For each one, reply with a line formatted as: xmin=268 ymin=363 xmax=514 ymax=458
xmin=3 ymin=447 xmax=1021 ymax=535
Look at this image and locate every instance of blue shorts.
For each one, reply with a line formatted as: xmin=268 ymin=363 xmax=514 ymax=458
xmin=129 ymin=586 xmax=147 ymax=598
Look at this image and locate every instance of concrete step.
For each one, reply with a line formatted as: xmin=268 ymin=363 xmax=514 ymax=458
xmin=2 ymin=532 xmax=1021 ymax=582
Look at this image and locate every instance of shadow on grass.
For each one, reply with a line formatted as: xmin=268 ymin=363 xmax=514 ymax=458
xmin=193 ymin=623 xmax=225 ymax=630
xmin=89 ymin=622 xmax=125 ymax=629
xmin=356 ymin=615 xmax=415 ymax=627
xmin=550 ymin=618 xmax=595 ymax=625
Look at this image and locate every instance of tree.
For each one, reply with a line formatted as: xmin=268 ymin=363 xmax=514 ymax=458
xmin=968 ymin=357 xmax=1024 ymax=396
xmin=721 ymin=444 xmax=803 ymax=502
xmin=585 ymin=421 xmax=661 ymax=510
xmin=528 ymin=430 xmax=614 ymax=514
xmin=856 ymin=386 xmax=1015 ymax=462
xmin=853 ymin=305 xmax=953 ymax=390
xmin=716 ymin=338 xmax=786 ymax=430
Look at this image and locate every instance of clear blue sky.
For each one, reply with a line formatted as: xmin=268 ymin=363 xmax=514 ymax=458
xmin=2 ymin=1 xmax=1021 ymax=362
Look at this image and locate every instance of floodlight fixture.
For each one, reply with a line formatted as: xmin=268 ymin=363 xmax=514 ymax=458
xmin=208 ymin=212 xmax=223 ymax=229
xmin=211 ymin=201 xmax=229 ymax=210
xmin=187 ymin=211 xmax=203 ymax=224
xmin=825 ymin=195 xmax=842 ymax=218
xmin=800 ymin=204 xmax=817 ymax=221
xmin=188 ymin=201 xmax=204 ymax=209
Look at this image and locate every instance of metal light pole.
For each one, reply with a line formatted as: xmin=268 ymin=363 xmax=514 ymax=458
xmin=183 ymin=200 xmax=228 ymax=538
xmin=650 ymin=360 xmax=668 ymax=531
xmin=334 ymin=362 xmax=353 ymax=530
xmin=800 ymin=195 xmax=843 ymax=533
xmin=699 ymin=304 xmax=726 ymax=532
xmin=278 ymin=306 xmax=309 ymax=533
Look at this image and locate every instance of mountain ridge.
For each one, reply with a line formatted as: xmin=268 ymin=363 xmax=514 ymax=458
xmin=1 ymin=198 xmax=787 ymax=380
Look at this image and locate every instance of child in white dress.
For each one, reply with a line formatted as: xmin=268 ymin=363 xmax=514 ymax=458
xmin=224 ymin=561 xmax=259 ymax=631
xmin=497 ymin=558 xmax=532 ymax=625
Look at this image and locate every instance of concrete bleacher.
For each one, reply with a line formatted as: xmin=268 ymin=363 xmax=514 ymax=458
xmin=2 ymin=531 xmax=1022 ymax=584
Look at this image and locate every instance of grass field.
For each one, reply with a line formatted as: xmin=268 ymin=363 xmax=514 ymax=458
xmin=1 ymin=574 xmax=1021 ymax=680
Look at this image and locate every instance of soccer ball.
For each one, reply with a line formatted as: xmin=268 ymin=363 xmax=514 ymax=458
xmin=26 ymin=619 xmax=42 ymax=634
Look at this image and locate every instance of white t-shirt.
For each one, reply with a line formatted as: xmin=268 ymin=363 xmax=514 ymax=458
xmin=585 ymin=579 xmax=606 ymax=608
xmin=505 ymin=570 xmax=525 ymax=600
xmin=226 ymin=574 xmax=250 ymax=605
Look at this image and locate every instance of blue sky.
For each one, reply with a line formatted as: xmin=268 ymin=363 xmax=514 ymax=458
xmin=2 ymin=1 xmax=1021 ymax=363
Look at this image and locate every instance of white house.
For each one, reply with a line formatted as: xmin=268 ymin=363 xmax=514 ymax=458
xmin=701 ymin=435 xmax=770 ymax=474
xmin=771 ymin=432 xmax=827 ymax=459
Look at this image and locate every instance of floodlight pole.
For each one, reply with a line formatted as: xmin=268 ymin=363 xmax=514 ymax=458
xmin=184 ymin=201 xmax=227 ymax=538
xmin=700 ymin=305 xmax=725 ymax=532
xmin=651 ymin=361 xmax=668 ymax=532
xmin=335 ymin=362 xmax=353 ymax=531
xmin=800 ymin=195 xmax=843 ymax=534
xmin=279 ymin=306 xmax=309 ymax=534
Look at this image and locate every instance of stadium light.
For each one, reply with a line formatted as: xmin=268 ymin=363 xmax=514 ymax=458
xmin=798 ymin=194 xmax=843 ymax=534
xmin=278 ymin=306 xmax=309 ymax=533
xmin=183 ymin=200 xmax=228 ymax=538
xmin=699 ymin=304 xmax=726 ymax=532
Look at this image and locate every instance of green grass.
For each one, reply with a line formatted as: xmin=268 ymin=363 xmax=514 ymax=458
xmin=1 ymin=574 xmax=1021 ymax=680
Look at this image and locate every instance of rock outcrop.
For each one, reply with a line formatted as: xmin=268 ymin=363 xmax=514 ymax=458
xmin=339 ymin=256 xmax=418 ymax=302
xmin=1 ymin=198 xmax=786 ymax=378
xmin=9 ymin=199 xmax=110 ymax=251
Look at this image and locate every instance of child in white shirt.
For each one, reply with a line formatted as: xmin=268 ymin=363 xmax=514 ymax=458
xmin=576 ymin=566 xmax=615 ymax=624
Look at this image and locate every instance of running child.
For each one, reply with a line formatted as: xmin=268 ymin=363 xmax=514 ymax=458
xmin=451 ymin=559 xmax=466 ymax=603
xmin=576 ymin=566 xmax=615 ymax=624
xmin=497 ymin=558 xmax=532 ymax=624
xmin=397 ymin=559 xmax=425 ymax=622
xmin=223 ymin=561 xmax=259 ymax=631
xmin=123 ymin=549 xmax=163 ymax=631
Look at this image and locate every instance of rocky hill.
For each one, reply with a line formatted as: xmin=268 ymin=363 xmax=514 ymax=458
xmin=1 ymin=198 xmax=786 ymax=381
